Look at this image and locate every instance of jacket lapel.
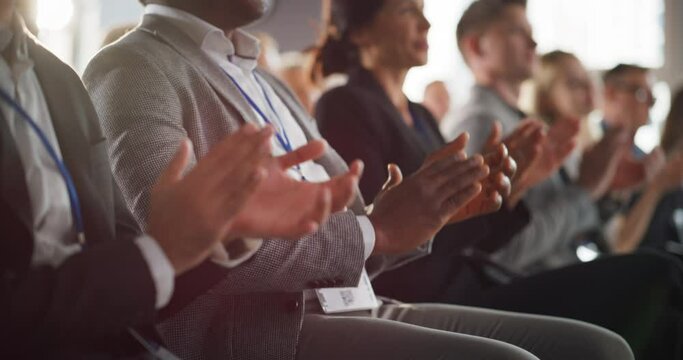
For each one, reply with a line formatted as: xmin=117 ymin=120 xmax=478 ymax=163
xmin=28 ymin=37 xmax=114 ymax=244
xmin=260 ymin=70 xmax=366 ymax=212
xmin=0 ymin=109 xmax=32 ymax=233
xmin=138 ymin=15 xmax=257 ymax=126
xmin=349 ymin=68 xmax=433 ymax=156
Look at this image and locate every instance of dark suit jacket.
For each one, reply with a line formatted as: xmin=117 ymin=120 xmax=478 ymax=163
xmin=316 ymin=67 xmax=530 ymax=302
xmin=0 ymin=31 xmax=160 ymax=359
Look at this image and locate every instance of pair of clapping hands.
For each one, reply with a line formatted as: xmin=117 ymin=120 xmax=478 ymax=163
xmin=146 ymin=119 xmax=581 ymax=276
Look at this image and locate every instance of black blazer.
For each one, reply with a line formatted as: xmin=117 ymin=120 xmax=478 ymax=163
xmin=0 ymin=33 xmax=157 ymax=358
xmin=316 ymin=67 xmax=530 ymax=302
xmin=0 ymin=32 xmax=228 ymax=358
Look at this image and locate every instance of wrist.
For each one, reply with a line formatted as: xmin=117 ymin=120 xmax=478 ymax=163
xmin=368 ymin=214 xmax=390 ymax=255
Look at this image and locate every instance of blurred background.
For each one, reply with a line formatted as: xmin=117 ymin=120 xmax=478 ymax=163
xmin=20 ymin=0 xmax=683 ymax=151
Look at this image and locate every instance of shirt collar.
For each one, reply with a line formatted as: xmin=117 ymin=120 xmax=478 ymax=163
xmin=0 ymin=14 xmax=29 ymax=58
xmin=144 ymin=4 xmax=261 ymax=71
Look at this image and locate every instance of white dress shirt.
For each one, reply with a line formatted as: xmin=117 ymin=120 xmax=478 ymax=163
xmin=145 ymin=5 xmax=376 ymax=258
xmin=0 ymin=17 xmax=173 ymax=309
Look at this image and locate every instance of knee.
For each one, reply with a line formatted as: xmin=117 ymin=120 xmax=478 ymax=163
xmin=563 ymin=321 xmax=634 ymax=360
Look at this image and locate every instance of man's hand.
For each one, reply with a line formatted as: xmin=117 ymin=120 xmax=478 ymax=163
xmin=578 ymin=126 xmax=630 ymax=199
xmin=428 ymin=128 xmax=514 ymax=222
xmin=652 ymin=150 xmax=683 ymax=192
xmin=369 ymin=134 xmax=488 ymax=255
xmin=611 ymin=147 xmax=666 ymax=191
xmin=508 ymin=117 xmax=579 ymax=205
xmin=147 ymin=125 xmax=271 ymax=275
xmin=230 ymin=140 xmax=364 ymax=240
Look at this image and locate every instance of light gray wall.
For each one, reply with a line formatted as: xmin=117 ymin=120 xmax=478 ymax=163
xmin=248 ymin=0 xmax=322 ymax=51
xmin=96 ymin=0 xmax=322 ymax=52
xmin=661 ymin=0 xmax=683 ymax=92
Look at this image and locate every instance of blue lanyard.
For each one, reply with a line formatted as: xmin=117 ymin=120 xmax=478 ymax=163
xmin=0 ymin=87 xmax=85 ymax=244
xmin=224 ymin=71 xmax=306 ymax=180
xmin=0 ymin=87 xmax=178 ymax=359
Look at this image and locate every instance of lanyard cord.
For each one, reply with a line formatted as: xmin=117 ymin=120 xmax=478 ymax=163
xmin=223 ymin=71 xmax=307 ymax=181
xmin=0 ymin=86 xmax=179 ymax=359
xmin=224 ymin=71 xmax=294 ymax=151
xmin=0 ymin=87 xmax=85 ymax=244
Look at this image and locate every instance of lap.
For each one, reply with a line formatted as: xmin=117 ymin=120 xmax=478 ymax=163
xmin=297 ymin=312 xmax=537 ymax=360
xmin=297 ymin=303 xmax=633 ymax=360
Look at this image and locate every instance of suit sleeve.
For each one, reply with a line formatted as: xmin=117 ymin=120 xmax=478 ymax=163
xmin=0 ymin=207 xmax=157 ymax=353
xmin=492 ymin=178 xmax=600 ymax=272
xmin=84 ymin=46 xmax=366 ymax=295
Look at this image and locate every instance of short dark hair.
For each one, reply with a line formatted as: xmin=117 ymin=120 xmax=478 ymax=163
xmin=602 ymin=64 xmax=651 ymax=86
xmin=456 ymin=0 xmax=527 ymax=54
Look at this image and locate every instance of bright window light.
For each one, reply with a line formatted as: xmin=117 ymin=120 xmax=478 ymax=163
xmin=37 ymin=0 xmax=75 ymax=31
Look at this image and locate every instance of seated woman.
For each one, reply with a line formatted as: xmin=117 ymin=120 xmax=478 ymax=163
xmin=314 ymin=2 xmax=683 ymax=359
xmin=529 ymin=51 xmax=683 ymax=256
xmin=638 ymin=89 xmax=683 ymax=255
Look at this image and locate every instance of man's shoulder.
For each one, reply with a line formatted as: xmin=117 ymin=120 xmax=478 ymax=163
xmin=85 ymin=28 xmax=179 ymax=79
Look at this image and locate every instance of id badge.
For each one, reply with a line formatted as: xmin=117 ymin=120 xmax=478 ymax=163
xmin=315 ymin=269 xmax=379 ymax=314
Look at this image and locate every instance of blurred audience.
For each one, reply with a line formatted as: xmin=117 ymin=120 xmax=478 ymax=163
xmin=278 ymin=48 xmax=322 ymax=114
xmin=422 ymin=80 xmax=451 ymax=124
xmin=254 ymin=31 xmax=281 ymax=73
xmin=450 ymin=1 xmax=683 ymax=357
xmin=622 ymin=89 xmax=683 ymax=255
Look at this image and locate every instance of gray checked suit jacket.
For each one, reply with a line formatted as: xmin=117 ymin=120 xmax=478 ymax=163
xmin=84 ymin=14 xmax=430 ymax=360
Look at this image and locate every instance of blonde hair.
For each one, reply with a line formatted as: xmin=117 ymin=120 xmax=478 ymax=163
xmin=661 ymin=88 xmax=683 ymax=154
xmin=532 ymin=50 xmax=580 ymax=123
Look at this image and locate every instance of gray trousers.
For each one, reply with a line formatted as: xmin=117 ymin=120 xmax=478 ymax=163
xmin=296 ymin=303 xmax=633 ymax=360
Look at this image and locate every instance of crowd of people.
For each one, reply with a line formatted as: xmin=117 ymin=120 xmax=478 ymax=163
xmin=2 ymin=0 xmax=683 ymax=359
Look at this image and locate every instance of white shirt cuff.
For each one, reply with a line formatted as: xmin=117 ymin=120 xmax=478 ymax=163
xmin=356 ymin=216 xmax=376 ymax=260
xmin=134 ymin=235 xmax=175 ymax=309
xmin=211 ymin=238 xmax=263 ymax=268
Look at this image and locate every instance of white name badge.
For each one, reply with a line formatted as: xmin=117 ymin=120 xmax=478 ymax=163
xmin=315 ymin=269 xmax=380 ymax=314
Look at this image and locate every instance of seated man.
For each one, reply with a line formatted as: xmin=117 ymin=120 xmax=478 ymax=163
xmin=448 ymin=0 xmax=683 ymax=358
xmin=0 ymin=2 xmax=344 ymax=358
xmin=85 ymin=0 xmax=633 ymax=359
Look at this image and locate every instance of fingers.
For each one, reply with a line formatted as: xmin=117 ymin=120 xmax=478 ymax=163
xmin=483 ymin=121 xmax=503 ymax=152
xmin=157 ymin=140 xmax=192 ymax=187
xmin=287 ymin=187 xmax=332 ymax=240
xmin=201 ymin=127 xmax=273 ymax=191
xmin=429 ymin=154 xmax=485 ymax=182
xmin=483 ymin=144 xmax=508 ymax=172
xmin=436 ymin=157 xmax=489 ymax=196
xmin=426 ymin=133 xmax=470 ymax=165
xmin=278 ymin=140 xmax=327 ymax=169
xmin=326 ymin=160 xmax=364 ymax=212
xmin=442 ymin=183 xmax=483 ymax=214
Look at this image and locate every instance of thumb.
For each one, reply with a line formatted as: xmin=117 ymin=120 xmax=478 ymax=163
xmin=484 ymin=121 xmax=503 ymax=150
xmin=382 ymin=163 xmax=403 ymax=191
xmin=158 ymin=140 xmax=192 ymax=186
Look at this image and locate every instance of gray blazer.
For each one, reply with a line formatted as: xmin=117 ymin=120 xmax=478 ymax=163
xmin=84 ymin=14 xmax=429 ymax=360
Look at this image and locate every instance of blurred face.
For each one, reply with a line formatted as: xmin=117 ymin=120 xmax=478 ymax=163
xmin=478 ymin=5 xmax=537 ymax=82
xmin=605 ymin=71 xmax=655 ymax=130
xmin=423 ymin=82 xmax=451 ymax=121
xmin=354 ymin=0 xmax=431 ymax=70
xmin=0 ymin=0 xmax=14 ymax=22
xmin=547 ymin=57 xmax=595 ymax=119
